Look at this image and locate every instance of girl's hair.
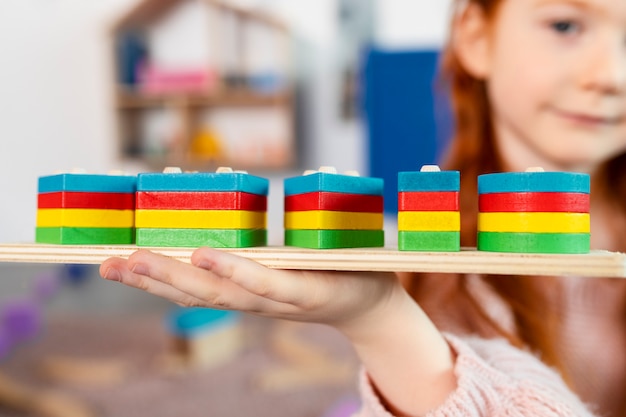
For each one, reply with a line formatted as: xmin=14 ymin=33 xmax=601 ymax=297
xmin=405 ymin=0 xmax=626 ymax=392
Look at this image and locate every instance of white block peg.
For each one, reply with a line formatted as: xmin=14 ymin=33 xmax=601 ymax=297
xmin=163 ymin=167 xmax=183 ymax=174
xmin=216 ymin=167 xmax=234 ymax=173
xmin=525 ymin=167 xmax=545 ymax=173
xmin=420 ymin=165 xmax=441 ymax=172
xmin=108 ymin=169 xmax=126 ymax=176
xmin=318 ymin=166 xmax=338 ymax=174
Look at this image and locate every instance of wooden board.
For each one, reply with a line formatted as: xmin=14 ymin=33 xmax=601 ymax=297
xmin=0 ymin=244 xmax=625 ymax=278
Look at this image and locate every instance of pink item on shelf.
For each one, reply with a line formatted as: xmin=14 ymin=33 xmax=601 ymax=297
xmin=139 ymin=64 xmax=218 ymax=94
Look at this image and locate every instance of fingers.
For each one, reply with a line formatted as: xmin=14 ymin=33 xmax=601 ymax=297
xmin=100 ymin=255 xmax=207 ymax=307
xmin=191 ymin=247 xmax=316 ymax=307
xmin=101 ymin=250 xmax=298 ymax=314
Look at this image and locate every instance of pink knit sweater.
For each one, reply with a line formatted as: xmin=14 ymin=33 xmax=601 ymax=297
xmin=355 ymin=333 xmax=596 ymax=417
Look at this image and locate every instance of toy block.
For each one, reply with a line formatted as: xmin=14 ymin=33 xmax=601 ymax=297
xmin=37 ymin=192 xmax=135 ymax=210
xmin=397 ymin=211 xmax=460 ymax=232
xmin=166 ymin=307 xmax=243 ymax=370
xmin=36 ymin=172 xmax=137 ymax=245
xmin=284 ymin=211 xmax=383 ymax=230
xmin=398 ymin=231 xmax=461 ymax=252
xmin=36 ymin=209 xmax=134 ymax=228
xmin=478 ymin=171 xmax=590 ymax=194
xmin=135 ymin=210 xmax=266 ymax=229
xmin=136 ymin=191 xmax=267 ymax=211
xmin=38 ymin=173 xmax=136 ymax=194
xmin=398 ymin=191 xmax=459 ymax=212
xmin=136 ymin=228 xmax=267 ymax=248
xmin=137 ymin=171 xmax=269 ymax=195
xmin=477 ymin=169 xmax=590 ymax=254
xmin=283 ymin=168 xmax=385 ymax=249
xmin=477 ymin=232 xmax=590 ymax=254
xmin=35 ymin=227 xmax=135 ymax=245
xmin=284 ymin=171 xmax=383 ymax=197
xmin=398 ymin=168 xmax=460 ymax=192
xmin=479 ymin=192 xmax=590 ymax=213
xmin=397 ymin=166 xmax=461 ymax=252
xmin=478 ymin=212 xmax=590 ymax=233
xmin=284 ymin=229 xmax=384 ymax=249
xmin=135 ymin=168 xmax=269 ymax=248
xmin=284 ymin=192 xmax=383 ymax=213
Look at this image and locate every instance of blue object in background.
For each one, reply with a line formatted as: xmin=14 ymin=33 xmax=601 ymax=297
xmin=166 ymin=307 xmax=240 ymax=338
xmin=116 ymin=30 xmax=148 ymax=86
xmin=363 ymin=48 xmax=454 ymax=214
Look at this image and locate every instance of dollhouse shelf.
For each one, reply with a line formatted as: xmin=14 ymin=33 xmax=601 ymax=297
xmin=112 ymin=0 xmax=294 ymax=171
xmin=0 ymin=244 xmax=625 ymax=278
xmin=116 ymin=89 xmax=292 ymax=109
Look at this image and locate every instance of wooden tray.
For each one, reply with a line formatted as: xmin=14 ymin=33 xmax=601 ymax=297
xmin=0 ymin=244 xmax=625 ymax=278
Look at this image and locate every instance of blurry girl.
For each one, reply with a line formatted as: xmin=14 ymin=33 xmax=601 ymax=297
xmin=101 ymin=0 xmax=626 ymax=415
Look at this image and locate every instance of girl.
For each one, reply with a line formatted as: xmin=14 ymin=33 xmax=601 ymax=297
xmin=100 ymin=0 xmax=626 ymax=415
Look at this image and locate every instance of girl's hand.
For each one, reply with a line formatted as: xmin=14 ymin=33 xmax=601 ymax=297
xmin=99 ymin=247 xmax=401 ymax=334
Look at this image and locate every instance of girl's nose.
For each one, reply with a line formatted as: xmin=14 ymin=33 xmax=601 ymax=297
xmin=578 ymin=40 xmax=626 ymax=95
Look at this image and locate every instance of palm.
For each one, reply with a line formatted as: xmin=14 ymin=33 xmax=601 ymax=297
xmin=100 ymin=248 xmax=400 ymax=328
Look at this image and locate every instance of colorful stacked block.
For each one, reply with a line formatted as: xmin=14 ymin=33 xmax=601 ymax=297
xmin=36 ymin=173 xmax=136 ymax=244
xmin=477 ymin=168 xmax=590 ymax=254
xmin=166 ymin=307 xmax=243 ymax=370
xmin=284 ymin=167 xmax=384 ymax=249
xmin=135 ymin=167 xmax=269 ymax=247
xmin=398 ymin=166 xmax=460 ymax=251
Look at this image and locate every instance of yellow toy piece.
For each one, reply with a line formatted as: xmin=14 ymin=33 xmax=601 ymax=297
xmin=135 ymin=210 xmax=266 ymax=229
xmin=478 ymin=212 xmax=590 ymax=233
xmin=397 ymin=211 xmax=460 ymax=232
xmin=190 ymin=128 xmax=223 ymax=160
xmin=36 ymin=209 xmax=134 ymax=228
xmin=284 ymin=211 xmax=383 ymax=230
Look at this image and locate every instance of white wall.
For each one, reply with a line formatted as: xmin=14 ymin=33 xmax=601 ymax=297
xmin=0 ymin=0 xmax=137 ymax=243
xmin=374 ymin=0 xmax=453 ymax=49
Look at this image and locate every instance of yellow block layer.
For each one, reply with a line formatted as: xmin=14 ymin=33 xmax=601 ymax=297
xmin=478 ymin=212 xmax=590 ymax=233
xmin=135 ymin=210 xmax=266 ymax=229
xmin=37 ymin=209 xmax=134 ymax=228
xmin=284 ymin=211 xmax=383 ymax=230
xmin=398 ymin=211 xmax=460 ymax=232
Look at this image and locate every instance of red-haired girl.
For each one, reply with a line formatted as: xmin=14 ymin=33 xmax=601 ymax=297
xmin=101 ymin=1 xmax=626 ymax=415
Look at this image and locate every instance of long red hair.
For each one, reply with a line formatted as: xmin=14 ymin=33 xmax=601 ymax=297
xmin=405 ymin=0 xmax=626 ymax=398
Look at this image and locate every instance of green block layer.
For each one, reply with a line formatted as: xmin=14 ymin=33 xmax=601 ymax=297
xmin=36 ymin=227 xmax=134 ymax=244
xmin=478 ymin=232 xmax=590 ymax=254
xmin=136 ymin=228 xmax=267 ymax=248
xmin=285 ymin=229 xmax=384 ymax=249
xmin=398 ymin=231 xmax=460 ymax=252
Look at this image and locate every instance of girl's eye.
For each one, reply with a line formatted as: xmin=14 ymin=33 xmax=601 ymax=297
xmin=550 ymin=20 xmax=580 ymax=35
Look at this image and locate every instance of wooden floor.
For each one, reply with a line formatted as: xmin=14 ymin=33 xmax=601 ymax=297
xmin=0 ymin=244 xmax=625 ymax=278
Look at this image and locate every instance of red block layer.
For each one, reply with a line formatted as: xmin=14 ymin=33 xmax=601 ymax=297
xmin=398 ymin=192 xmax=459 ymax=212
xmin=37 ymin=192 xmax=135 ymax=210
xmin=479 ymin=192 xmax=590 ymax=213
xmin=136 ymin=191 xmax=267 ymax=211
xmin=285 ymin=192 xmax=383 ymax=212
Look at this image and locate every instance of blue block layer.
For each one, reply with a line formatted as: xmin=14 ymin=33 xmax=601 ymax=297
xmin=38 ymin=174 xmax=137 ymax=194
xmin=284 ymin=173 xmax=384 ymax=196
xmin=478 ymin=172 xmax=590 ymax=194
xmin=398 ymin=171 xmax=460 ymax=192
xmin=137 ymin=172 xmax=269 ymax=195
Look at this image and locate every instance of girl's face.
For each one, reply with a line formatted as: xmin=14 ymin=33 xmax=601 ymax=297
xmin=461 ymin=0 xmax=626 ymax=173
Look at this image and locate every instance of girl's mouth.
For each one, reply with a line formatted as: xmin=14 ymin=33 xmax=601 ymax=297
xmin=554 ymin=109 xmax=625 ymax=126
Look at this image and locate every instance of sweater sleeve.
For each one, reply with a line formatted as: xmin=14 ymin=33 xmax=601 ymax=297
xmin=354 ymin=333 xmax=598 ymax=417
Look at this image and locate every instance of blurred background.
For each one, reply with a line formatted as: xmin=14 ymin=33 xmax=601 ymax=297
xmin=0 ymin=1 xmax=452 ymax=416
